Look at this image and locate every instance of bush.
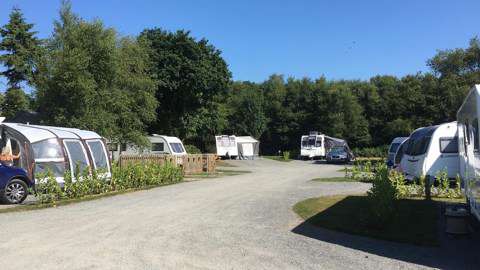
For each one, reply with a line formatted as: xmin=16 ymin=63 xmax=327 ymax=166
xmin=353 ymin=145 xmax=388 ymax=158
xmin=184 ymin=144 xmax=202 ymax=154
xmin=366 ymin=164 xmax=397 ymax=226
xmin=35 ymin=162 xmax=184 ymax=204
xmin=282 ymin=151 xmax=290 ymax=160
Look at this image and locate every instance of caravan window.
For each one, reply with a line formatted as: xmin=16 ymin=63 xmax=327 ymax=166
xmin=439 ymin=137 xmax=458 ymax=153
xmin=87 ymin=140 xmax=109 ymax=171
xmin=152 ymin=143 xmax=164 ymax=151
xmin=64 ymin=140 xmax=89 ymax=174
xmin=170 ymin=143 xmax=185 ymax=153
xmin=395 ymin=140 xmax=408 ymax=164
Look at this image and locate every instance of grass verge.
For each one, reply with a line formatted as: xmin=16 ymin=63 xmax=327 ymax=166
xmin=263 ymin=156 xmax=293 ymax=162
xmin=311 ymin=177 xmax=358 ymax=182
xmin=293 ymin=195 xmax=440 ymax=246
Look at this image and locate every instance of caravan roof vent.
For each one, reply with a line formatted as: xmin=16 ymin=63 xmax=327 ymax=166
xmin=309 ymin=131 xmax=320 ymax=135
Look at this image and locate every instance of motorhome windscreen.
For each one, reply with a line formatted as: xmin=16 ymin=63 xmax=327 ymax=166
xmin=308 ymin=136 xmax=316 ymax=147
xmin=170 ymin=143 xmax=184 ymax=153
xmin=301 ymin=137 xmax=308 ymax=147
xmin=389 ymin=143 xmax=401 ymax=153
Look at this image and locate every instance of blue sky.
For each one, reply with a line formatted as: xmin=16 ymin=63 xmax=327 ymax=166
xmin=1 ymin=0 xmax=479 ymax=88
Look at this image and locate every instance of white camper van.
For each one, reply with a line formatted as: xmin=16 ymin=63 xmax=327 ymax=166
xmin=399 ymin=122 xmax=459 ymax=181
xmin=457 ymin=84 xmax=480 ymax=221
xmin=387 ymin=137 xmax=408 ymax=168
xmin=109 ymin=135 xmax=187 ymax=160
xmin=300 ymin=131 xmax=352 ymax=159
xmin=215 ymin=135 xmax=238 ymax=158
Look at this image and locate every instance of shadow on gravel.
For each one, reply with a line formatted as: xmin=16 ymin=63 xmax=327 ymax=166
xmin=292 ymin=207 xmax=480 ymax=269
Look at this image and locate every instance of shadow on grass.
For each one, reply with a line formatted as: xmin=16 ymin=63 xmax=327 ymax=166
xmin=292 ymin=195 xmax=480 ymax=269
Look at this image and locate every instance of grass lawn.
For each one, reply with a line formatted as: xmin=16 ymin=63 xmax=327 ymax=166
xmin=293 ymin=195 xmax=440 ymax=246
xmin=263 ymin=155 xmax=293 ymax=162
xmin=311 ymin=177 xmax=357 ymax=182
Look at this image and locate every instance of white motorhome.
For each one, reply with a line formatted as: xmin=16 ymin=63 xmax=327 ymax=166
xmin=109 ymin=135 xmax=187 ymax=160
xmin=300 ymin=131 xmax=351 ymax=159
xmin=399 ymin=122 xmax=459 ymax=181
xmin=215 ymin=135 xmax=238 ymax=158
xmin=457 ymin=84 xmax=480 ymax=221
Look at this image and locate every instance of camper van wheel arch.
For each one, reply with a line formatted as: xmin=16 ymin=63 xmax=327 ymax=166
xmin=2 ymin=178 xmax=28 ymax=204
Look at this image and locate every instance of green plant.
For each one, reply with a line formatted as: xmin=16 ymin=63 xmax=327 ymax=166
xmin=35 ymin=172 xmax=63 ymax=204
xmin=282 ymin=151 xmax=290 ymax=160
xmin=366 ymin=164 xmax=397 ymax=226
xmin=389 ymin=170 xmax=408 ymax=199
xmin=184 ymin=144 xmax=202 ymax=154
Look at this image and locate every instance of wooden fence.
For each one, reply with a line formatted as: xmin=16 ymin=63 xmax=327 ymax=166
xmin=118 ymin=154 xmax=216 ymax=175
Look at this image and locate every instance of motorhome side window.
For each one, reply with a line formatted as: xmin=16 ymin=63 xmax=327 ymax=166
xmin=315 ymin=139 xmax=322 ymax=147
xmin=439 ymin=137 xmax=458 ymax=153
xmin=152 ymin=143 xmax=164 ymax=151
xmin=474 ymin=118 xmax=480 ymax=152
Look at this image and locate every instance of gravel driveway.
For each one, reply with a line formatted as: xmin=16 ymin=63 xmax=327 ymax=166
xmin=0 ymin=159 xmax=476 ymax=269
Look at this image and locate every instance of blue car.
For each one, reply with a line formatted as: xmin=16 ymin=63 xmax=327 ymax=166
xmin=0 ymin=164 xmax=33 ymax=204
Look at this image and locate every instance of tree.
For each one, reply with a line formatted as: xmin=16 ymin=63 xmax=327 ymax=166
xmin=2 ymin=87 xmax=29 ymax=119
xmin=0 ymin=7 xmax=41 ymax=88
xmin=138 ymin=28 xmax=231 ymax=144
xmin=36 ymin=1 xmax=157 ymax=145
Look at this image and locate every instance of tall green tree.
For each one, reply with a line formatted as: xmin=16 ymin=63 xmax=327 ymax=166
xmin=138 ymin=28 xmax=231 ymax=145
xmin=36 ymin=1 xmax=157 ymax=145
xmin=0 ymin=7 xmax=40 ymax=118
xmin=0 ymin=7 xmax=40 ymax=88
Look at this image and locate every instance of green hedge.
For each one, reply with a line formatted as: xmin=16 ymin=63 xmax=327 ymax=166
xmin=35 ymin=162 xmax=183 ymax=204
xmin=352 ymin=145 xmax=389 ymax=158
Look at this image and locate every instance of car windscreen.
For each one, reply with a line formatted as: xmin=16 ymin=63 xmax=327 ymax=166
xmin=330 ymin=148 xmax=345 ymax=154
xmin=169 ymin=143 xmax=185 ymax=153
xmin=389 ymin=143 xmax=401 ymax=153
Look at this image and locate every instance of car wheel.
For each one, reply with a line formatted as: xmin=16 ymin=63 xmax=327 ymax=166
xmin=2 ymin=179 xmax=28 ymax=204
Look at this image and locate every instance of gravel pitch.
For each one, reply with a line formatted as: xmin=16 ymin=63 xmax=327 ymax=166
xmin=0 ymin=159 xmax=477 ymax=269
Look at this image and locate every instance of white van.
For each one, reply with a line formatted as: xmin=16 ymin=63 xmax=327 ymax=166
xmin=387 ymin=137 xmax=408 ymax=168
xmin=300 ymin=132 xmax=325 ymax=159
xmin=457 ymin=84 xmax=480 ymax=221
xmin=399 ymin=122 xmax=459 ymax=181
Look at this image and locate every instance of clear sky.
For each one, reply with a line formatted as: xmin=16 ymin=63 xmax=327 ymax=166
xmin=1 ymin=0 xmax=479 ymax=86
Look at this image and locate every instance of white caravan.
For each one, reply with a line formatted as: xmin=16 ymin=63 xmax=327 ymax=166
xmin=215 ymin=135 xmax=238 ymax=158
xmin=399 ymin=122 xmax=459 ymax=181
xmin=387 ymin=137 xmax=409 ymax=168
xmin=109 ymin=135 xmax=187 ymax=160
xmin=457 ymin=84 xmax=480 ymax=221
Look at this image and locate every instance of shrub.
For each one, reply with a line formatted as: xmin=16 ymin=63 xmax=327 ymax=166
xmin=184 ymin=144 xmax=202 ymax=154
xmin=366 ymin=164 xmax=397 ymax=226
xmin=35 ymin=162 xmax=184 ymax=204
xmin=353 ymin=145 xmax=388 ymax=158
xmin=283 ymin=151 xmax=290 ymax=160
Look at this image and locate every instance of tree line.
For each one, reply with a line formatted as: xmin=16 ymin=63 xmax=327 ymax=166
xmin=1 ymin=2 xmax=479 ymax=155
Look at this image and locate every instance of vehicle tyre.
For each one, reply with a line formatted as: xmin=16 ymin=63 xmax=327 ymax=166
xmin=2 ymin=179 xmax=28 ymax=204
